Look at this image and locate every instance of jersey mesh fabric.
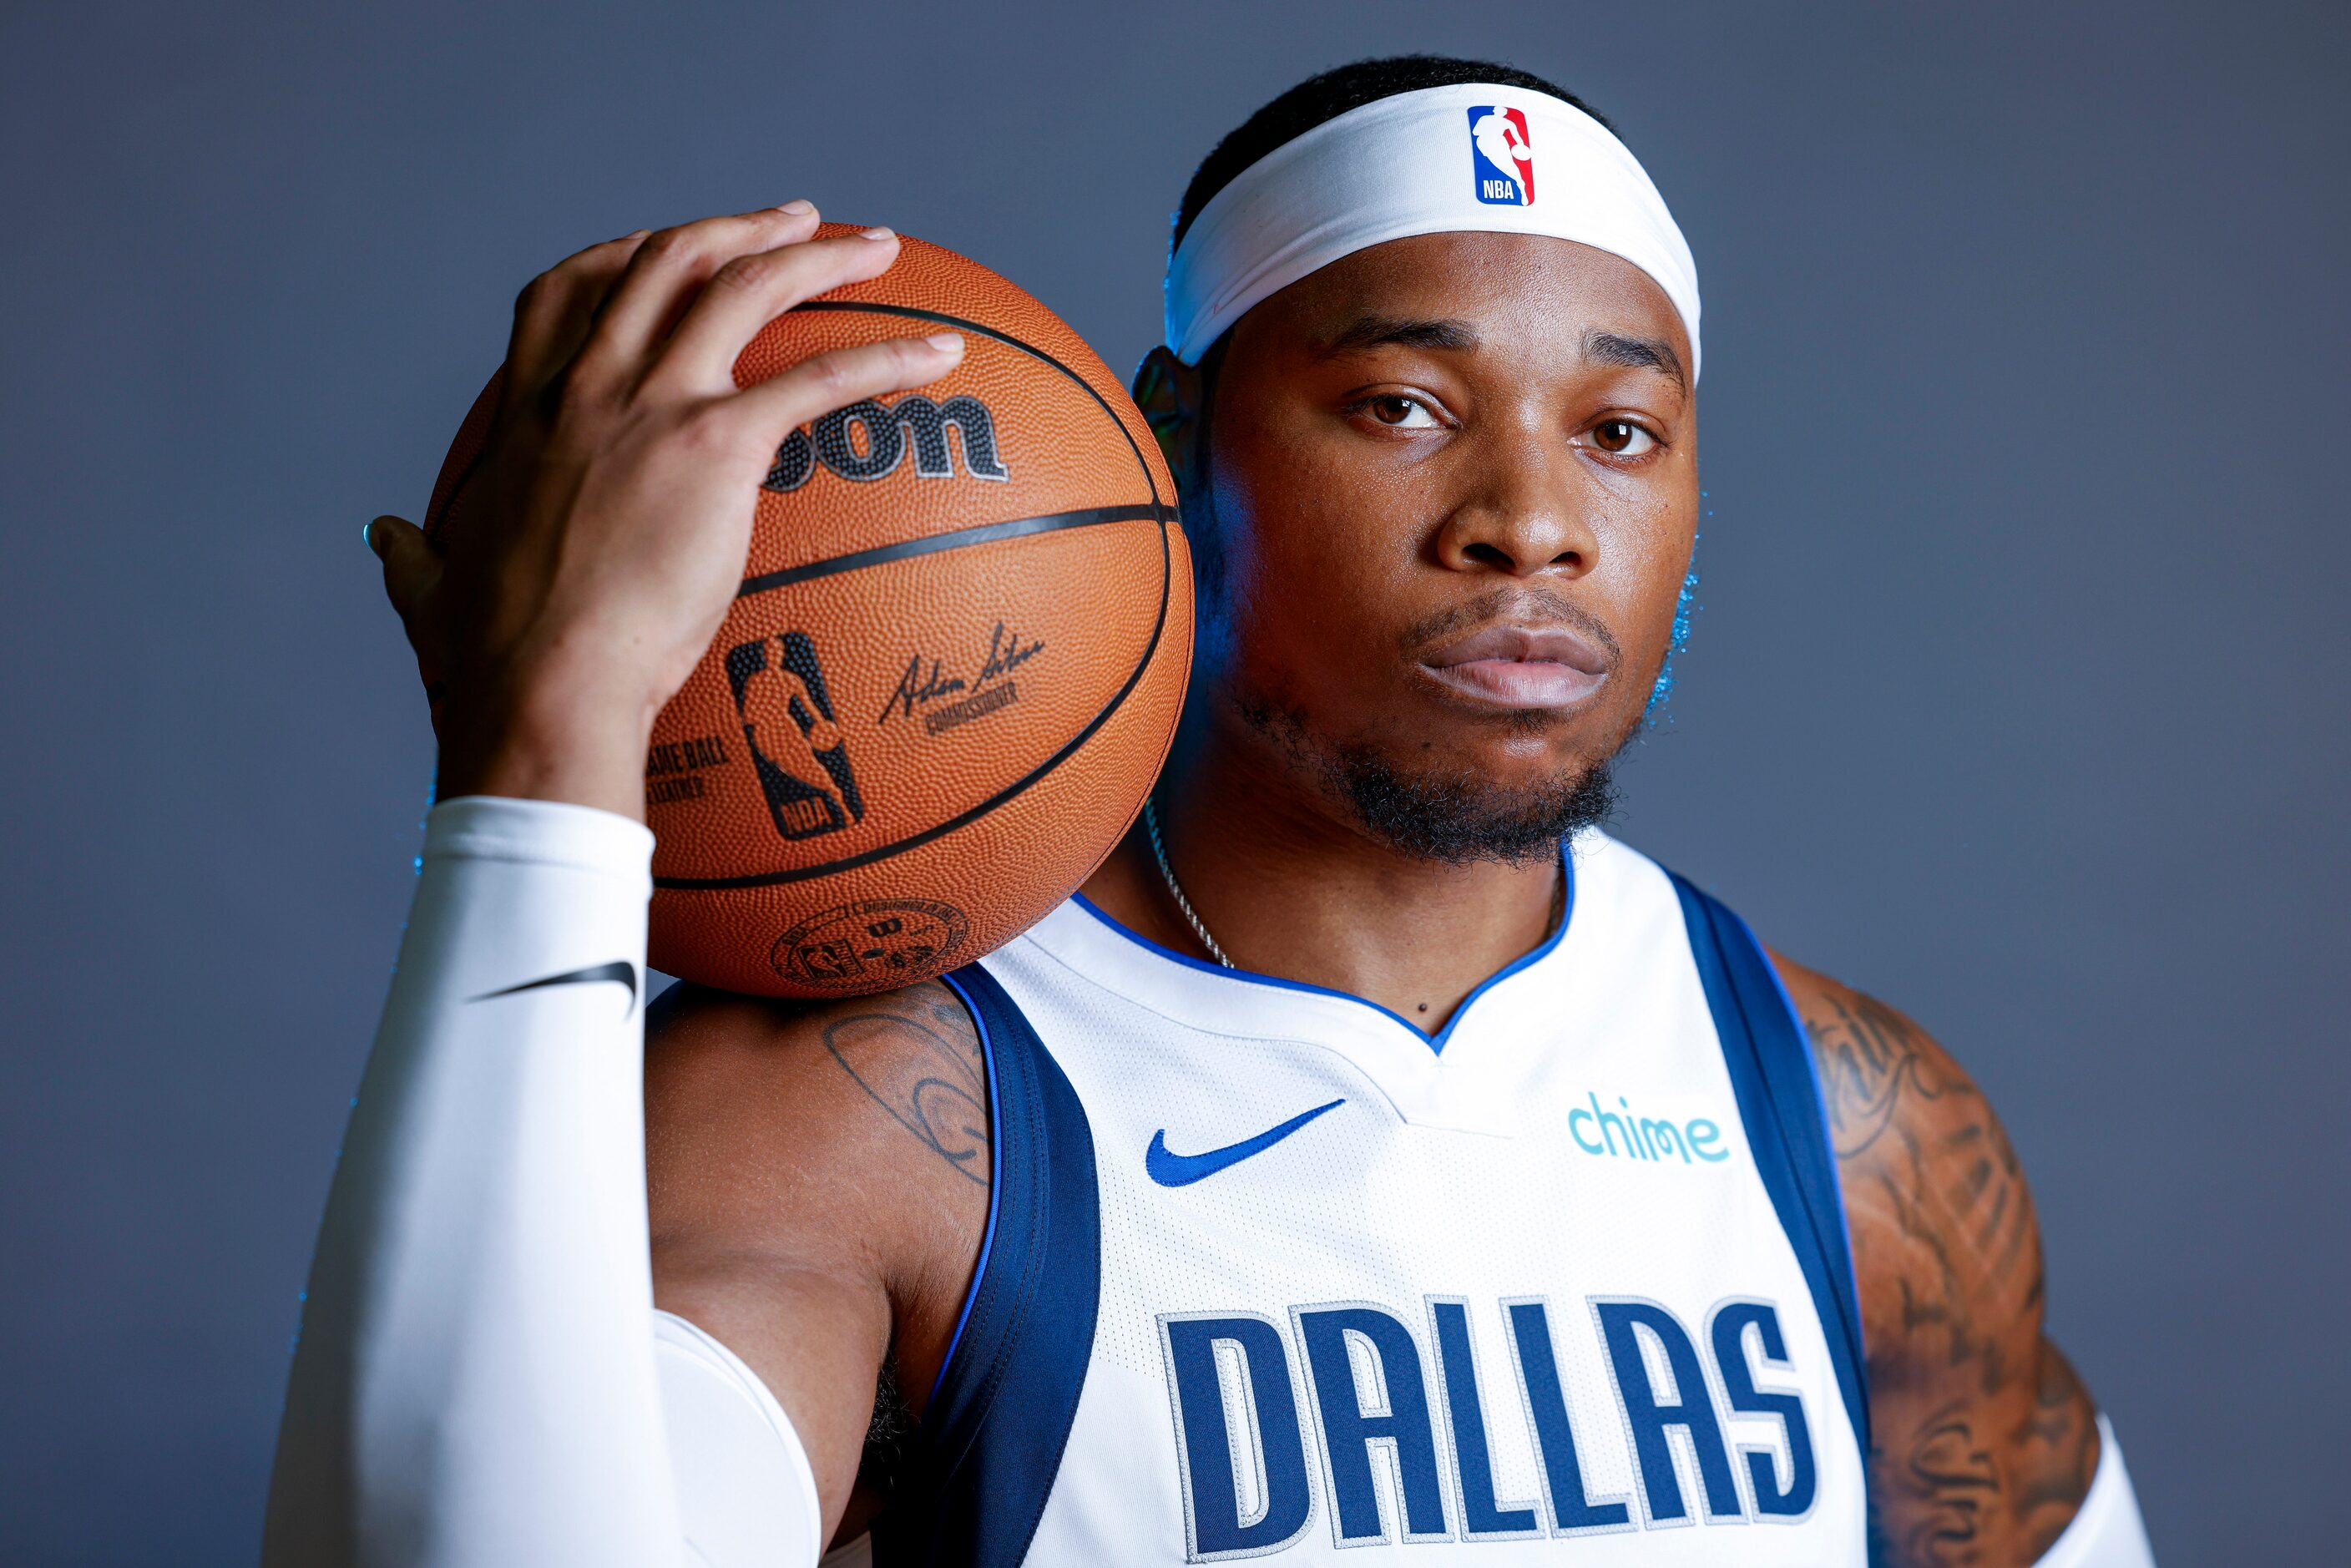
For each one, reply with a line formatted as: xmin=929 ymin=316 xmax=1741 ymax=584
xmin=913 ymin=832 xmax=1867 ymax=1565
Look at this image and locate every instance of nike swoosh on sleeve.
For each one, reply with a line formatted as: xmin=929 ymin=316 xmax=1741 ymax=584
xmin=1145 ymin=1099 xmax=1345 ymax=1188
xmin=471 ymin=959 xmax=640 ymax=1012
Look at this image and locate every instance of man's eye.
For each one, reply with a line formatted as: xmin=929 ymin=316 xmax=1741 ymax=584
xmin=1586 ymin=419 xmax=1657 ymax=456
xmin=1365 ymin=395 xmax=1440 ymax=428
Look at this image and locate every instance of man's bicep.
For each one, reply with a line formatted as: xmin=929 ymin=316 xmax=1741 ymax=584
xmin=652 ymin=1242 xmax=892 ymax=1538
xmin=1773 ymin=953 xmax=2101 ymax=1564
xmin=642 ymin=980 xmax=992 ymax=1539
xmin=1773 ymin=956 xmax=2041 ymax=1342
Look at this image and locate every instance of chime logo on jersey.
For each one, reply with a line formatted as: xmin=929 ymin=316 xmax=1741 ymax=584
xmin=1467 ymin=107 xmax=1534 ymax=206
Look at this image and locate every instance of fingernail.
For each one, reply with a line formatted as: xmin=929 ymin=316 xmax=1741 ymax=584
xmin=362 ymin=518 xmax=387 ymax=558
xmin=860 ymin=226 xmax=896 ymax=240
xmin=927 ymin=331 xmax=963 ymax=353
xmin=777 ymin=199 xmax=815 ymax=215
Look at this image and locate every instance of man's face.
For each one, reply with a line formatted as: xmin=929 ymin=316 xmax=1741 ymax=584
xmin=1157 ymin=230 xmax=1699 ymax=860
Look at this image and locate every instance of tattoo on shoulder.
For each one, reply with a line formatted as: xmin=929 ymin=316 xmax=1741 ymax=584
xmin=1801 ymin=987 xmax=1955 ymax=1161
xmin=1794 ymin=974 xmax=2100 ymax=1559
xmin=819 ymin=989 xmax=989 ymax=1186
xmin=1800 ymin=984 xmax=2033 ymax=1294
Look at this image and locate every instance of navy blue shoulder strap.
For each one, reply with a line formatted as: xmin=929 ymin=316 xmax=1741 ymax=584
xmin=876 ymin=963 xmax=1101 ymax=1568
xmin=1669 ymin=873 xmax=1871 ymax=1456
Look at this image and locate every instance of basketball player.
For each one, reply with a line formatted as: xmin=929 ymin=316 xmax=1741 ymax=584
xmin=265 ymin=56 xmax=2157 ymax=1568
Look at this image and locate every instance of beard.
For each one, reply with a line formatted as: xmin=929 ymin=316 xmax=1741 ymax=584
xmin=1235 ymin=689 xmax=1624 ymax=866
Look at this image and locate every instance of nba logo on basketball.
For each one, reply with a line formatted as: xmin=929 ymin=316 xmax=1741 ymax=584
xmin=722 ymin=631 xmax=866 ymax=842
xmin=1467 ymin=106 xmax=1534 ymax=205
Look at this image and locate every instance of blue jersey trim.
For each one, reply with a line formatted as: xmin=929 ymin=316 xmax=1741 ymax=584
xmin=878 ymin=964 xmax=1101 ymax=1568
xmin=930 ymin=971 xmax=1007 ymax=1404
xmin=1742 ymin=909 xmax=1870 ymax=1373
xmin=1670 ymin=874 xmax=1872 ymax=1457
xmin=1067 ymin=839 xmax=1575 ymax=1055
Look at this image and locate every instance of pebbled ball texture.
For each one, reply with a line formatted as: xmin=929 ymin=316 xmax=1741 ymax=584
xmin=423 ymin=228 xmax=1192 ymax=996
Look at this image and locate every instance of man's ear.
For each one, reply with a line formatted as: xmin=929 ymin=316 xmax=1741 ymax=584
xmin=1131 ymin=346 xmax=1206 ymax=495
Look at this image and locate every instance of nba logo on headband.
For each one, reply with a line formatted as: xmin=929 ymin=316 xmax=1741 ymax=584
xmin=1467 ymin=107 xmax=1534 ymax=205
xmin=1166 ymin=83 xmax=1696 ymax=373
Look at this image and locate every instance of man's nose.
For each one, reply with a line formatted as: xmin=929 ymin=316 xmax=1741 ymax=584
xmin=1429 ymin=427 xmax=1599 ymax=579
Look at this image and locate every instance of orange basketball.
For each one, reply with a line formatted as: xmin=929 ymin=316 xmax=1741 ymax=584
xmin=424 ymin=228 xmax=1191 ymax=997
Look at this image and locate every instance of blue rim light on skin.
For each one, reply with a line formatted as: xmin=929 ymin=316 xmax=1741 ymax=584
xmin=1644 ymin=491 xmax=1707 ymax=726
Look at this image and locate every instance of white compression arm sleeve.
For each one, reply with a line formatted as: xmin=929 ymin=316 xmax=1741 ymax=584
xmin=263 ymin=796 xmax=821 ymax=1568
xmin=2035 ymin=1417 xmax=2158 ymax=1566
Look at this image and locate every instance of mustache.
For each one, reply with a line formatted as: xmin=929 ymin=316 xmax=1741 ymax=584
xmin=1396 ymin=589 xmax=1623 ymax=669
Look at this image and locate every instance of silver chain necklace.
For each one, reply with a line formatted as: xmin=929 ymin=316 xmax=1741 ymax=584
xmin=1143 ymin=794 xmax=1568 ymax=979
xmin=1142 ymin=795 xmax=1235 ymax=969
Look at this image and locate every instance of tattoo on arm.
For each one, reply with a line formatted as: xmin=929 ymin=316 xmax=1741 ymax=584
xmin=1870 ymin=1362 xmax=2097 ymax=1566
xmin=1805 ymin=989 xmax=2034 ymax=1300
xmin=1810 ymin=989 xmax=1944 ymax=1159
xmin=2014 ymin=1345 xmax=2100 ymax=1559
xmin=1792 ymin=974 xmax=2098 ymax=1565
xmin=1895 ymin=1403 xmax=2001 ymax=1564
xmin=819 ymin=990 xmax=989 ymax=1186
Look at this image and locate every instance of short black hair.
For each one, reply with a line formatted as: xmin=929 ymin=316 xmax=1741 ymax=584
xmin=1170 ymin=54 xmax=1613 ymax=254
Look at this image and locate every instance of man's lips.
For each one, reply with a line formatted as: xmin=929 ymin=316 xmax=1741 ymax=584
xmin=1417 ymin=623 xmax=1610 ymax=709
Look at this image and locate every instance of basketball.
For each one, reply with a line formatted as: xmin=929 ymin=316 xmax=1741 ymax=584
xmin=422 ymin=227 xmax=1191 ymax=997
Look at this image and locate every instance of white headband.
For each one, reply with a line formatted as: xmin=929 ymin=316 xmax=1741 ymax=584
xmin=1164 ymin=83 xmax=1701 ymax=380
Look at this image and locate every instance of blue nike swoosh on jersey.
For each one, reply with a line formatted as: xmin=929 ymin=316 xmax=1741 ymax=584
xmin=1145 ymin=1099 xmax=1346 ymax=1187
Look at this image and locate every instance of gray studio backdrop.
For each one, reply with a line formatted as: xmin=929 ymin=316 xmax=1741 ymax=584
xmin=3 ymin=3 xmax=2343 ymax=1561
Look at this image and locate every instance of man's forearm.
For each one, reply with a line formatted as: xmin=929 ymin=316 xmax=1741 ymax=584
xmin=262 ymin=796 xmax=683 ymax=1565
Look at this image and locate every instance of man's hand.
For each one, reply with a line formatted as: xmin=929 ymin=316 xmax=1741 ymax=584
xmin=367 ymin=203 xmax=963 ymax=819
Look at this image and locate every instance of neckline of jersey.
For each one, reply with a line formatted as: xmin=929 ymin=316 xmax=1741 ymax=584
xmin=1064 ymin=837 xmax=1577 ymax=1055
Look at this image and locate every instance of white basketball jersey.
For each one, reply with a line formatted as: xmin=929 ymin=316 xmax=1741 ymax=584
xmin=872 ymin=832 xmax=1870 ymax=1565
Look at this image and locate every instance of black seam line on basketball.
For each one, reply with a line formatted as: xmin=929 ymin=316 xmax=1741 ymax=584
xmin=786 ymin=301 xmax=1167 ymax=517
xmin=736 ymin=503 xmax=1173 ymax=599
xmin=657 ymin=513 xmax=1171 ymax=893
xmin=471 ymin=960 xmax=640 ymax=1013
